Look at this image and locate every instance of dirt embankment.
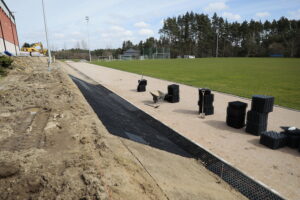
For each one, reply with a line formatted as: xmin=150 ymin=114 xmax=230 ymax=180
xmin=0 ymin=57 xmax=167 ymax=200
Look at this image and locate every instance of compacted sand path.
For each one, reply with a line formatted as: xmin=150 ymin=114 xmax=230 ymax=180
xmin=65 ymin=61 xmax=300 ymax=200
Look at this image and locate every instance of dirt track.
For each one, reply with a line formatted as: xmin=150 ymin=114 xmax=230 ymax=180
xmin=65 ymin=61 xmax=300 ymax=200
xmin=0 ymin=57 xmax=246 ymax=200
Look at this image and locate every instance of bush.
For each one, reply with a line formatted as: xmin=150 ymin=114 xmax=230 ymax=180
xmin=0 ymin=56 xmax=13 ymax=68
xmin=0 ymin=67 xmax=8 ymax=76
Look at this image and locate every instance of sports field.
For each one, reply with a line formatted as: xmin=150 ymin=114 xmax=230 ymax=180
xmin=92 ymin=58 xmax=300 ymax=110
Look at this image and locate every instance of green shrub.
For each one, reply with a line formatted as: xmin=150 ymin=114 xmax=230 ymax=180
xmin=0 ymin=56 xmax=13 ymax=68
xmin=0 ymin=67 xmax=8 ymax=76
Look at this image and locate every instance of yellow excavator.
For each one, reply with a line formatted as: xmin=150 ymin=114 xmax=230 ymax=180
xmin=21 ymin=42 xmax=47 ymax=55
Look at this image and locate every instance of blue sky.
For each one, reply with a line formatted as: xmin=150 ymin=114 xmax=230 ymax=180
xmin=6 ymin=0 xmax=300 ymax=50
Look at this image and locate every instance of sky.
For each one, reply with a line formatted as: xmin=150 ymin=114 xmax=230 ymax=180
xmin=6 ymin=0 xmax=300 ymax=50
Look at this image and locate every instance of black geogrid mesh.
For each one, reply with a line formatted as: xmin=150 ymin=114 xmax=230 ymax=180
xmin=205 ymin=160 xmax=282 ymax=200
xmin=138 ymin=111 xmax=285 ymax=200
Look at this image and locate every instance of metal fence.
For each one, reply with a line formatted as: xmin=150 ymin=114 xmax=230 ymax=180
xmin=142 ymin=47 xmax=171 ymax=59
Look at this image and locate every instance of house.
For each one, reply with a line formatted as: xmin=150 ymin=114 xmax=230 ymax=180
xmin=0 ymin=0 xmax=20 ymax=55
xmin=119 ymin=48 xmax=140 ymax=60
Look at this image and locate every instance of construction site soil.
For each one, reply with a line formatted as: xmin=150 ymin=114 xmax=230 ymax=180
xmin=0 ymin=57 xmax=246 ymax=200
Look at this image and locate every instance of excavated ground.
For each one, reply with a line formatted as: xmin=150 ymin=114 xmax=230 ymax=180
xmin=0 ymin=57 xmax=246 ymax=200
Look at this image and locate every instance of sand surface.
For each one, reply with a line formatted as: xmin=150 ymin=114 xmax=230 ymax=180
xmin=67 ymin=61 xmax=300 ymax=200
xmin=0 ymin=57 xmax=247 ymax=200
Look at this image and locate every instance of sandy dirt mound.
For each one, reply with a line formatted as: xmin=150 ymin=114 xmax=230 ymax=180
xmin=0 ymin=57 xmax=167 ymax=200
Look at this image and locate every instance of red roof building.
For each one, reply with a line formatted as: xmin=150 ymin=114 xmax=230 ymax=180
xmin=0 ymin=0 xmax=19 ymax=55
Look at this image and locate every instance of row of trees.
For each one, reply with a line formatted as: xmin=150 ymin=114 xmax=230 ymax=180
xmin=52 ymin=48 xmax=122 ymax=60
xmin=158 ymin=12 xmax=299 ymax=58
xmin=52 ymin=38 xmax=163 ymax=60
xmin=113 ymin=13 xmax=300 ymax=58
xmin=49 ymin=12 xmax=300 ymax=59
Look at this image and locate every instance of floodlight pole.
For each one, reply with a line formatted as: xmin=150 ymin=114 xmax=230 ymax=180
xmin=86 ymin=16 xmax=92 ymax=62
xmin=216 ymin=28 xmax=219 ymax=58
xmin=42 ymin=0 xmax=52 ymax=68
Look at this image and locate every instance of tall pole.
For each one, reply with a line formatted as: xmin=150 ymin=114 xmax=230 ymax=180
xmin=86 ymin=16 xmax=92 ymax=62
xmin=216 ymin=28 xmax=219 ymax=58
xmin=42 ymin=0 xmax=52 ymax=66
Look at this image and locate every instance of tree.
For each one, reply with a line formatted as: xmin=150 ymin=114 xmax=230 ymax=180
xmin=22 ymin=43 xmax=31 ymax=48
xmin=122 ymin=40 xmax=134 ymax=52
xmin=135 ymin=14 xmax=300 ymax=57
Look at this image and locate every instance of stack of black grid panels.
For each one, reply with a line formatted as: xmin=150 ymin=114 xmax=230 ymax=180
xmin=280 ymin=126 xmax=300 ymax=149
xmin=246 ymin=95 xmax=274 ymax=136
xmin=165 ymin=84 xmax=180 ymax=103
xmin=198 ymin=88 xmax=214 ymax=115
xmin=137 ymin=79 xmax=147 ymax=92
xmin=246 ymin=111 xmax=268 ymax=135
xmin=226 ymin=101 xmax=248 ymax=129
xmin=260 ymin=131 xmax=287 ymax=149
xmin=251 ymin=95 xmax=275 ymax=113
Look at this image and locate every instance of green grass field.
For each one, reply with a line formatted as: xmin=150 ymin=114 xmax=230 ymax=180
xmin=92 ymin=58 xmax=300 ymax=110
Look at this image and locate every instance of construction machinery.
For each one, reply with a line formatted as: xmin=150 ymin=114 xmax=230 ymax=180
xmin=21 ymin=42 xmax=47 ymax=55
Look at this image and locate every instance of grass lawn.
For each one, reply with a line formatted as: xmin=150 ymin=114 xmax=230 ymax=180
xmin=92 ymin=58 xmax=300 ymax=110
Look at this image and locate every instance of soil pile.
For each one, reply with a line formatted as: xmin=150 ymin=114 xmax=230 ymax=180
xmin=0 ymin=57 xmax=166 ymax=200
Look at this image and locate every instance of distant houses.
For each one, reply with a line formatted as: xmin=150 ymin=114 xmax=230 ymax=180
xmin=119 ymin=48 xmax=140 ymax=60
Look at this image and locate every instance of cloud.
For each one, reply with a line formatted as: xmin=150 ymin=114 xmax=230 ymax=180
xmin=111 ymin=25 xmax=125 ymax=32
xmin=110 ymin=26 xmax=133 ymax=36
xmin=123 ymin=30 xmax=133 ymax=36
xmin=134 ymin=21 xmax=149 ymax=28
xmin=288 ymin=9 xmax=300 ymax=19
xmin=138 ymin=29 xmax=154 ymax=36
xmin=101 ymin=33 xmax=109 ymax=38
xmin=70 ymin=31 xmax=82 ymax=37
xmin=53 ymin=33 xmax=65 ymax=39
xmin=255 ymin=12 xmax=270 ymax=18
xmin=205 ymin=2 xmax=228 ymax=12
xmin=68 ymin=39 xmax=78 ymax=43
xmin=222 ymin=12 xmax=241 ymax=21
